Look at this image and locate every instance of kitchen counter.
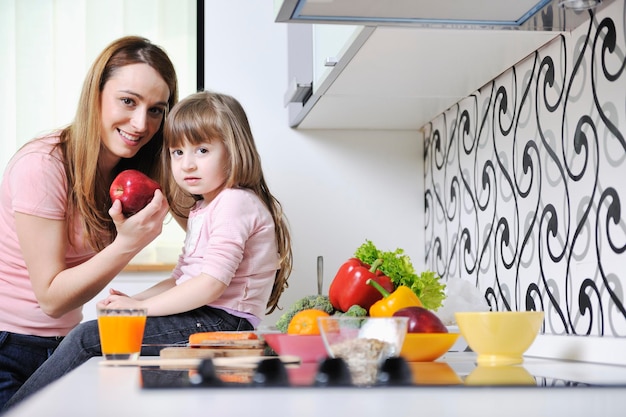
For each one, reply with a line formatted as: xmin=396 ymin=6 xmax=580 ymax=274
xmin=3 ymin=353 xmax=625 ymax=417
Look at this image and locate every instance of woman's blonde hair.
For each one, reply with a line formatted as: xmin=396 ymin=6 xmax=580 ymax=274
xmin=58 ymin=36 xmax=178 ymax=251
xmin=162 ymin=91 xmax=292 ymax=314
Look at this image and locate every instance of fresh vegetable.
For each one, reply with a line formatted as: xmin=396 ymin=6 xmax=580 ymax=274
xmin=275 ymin=295 xmax=334 ymax=333
xmin=287 ymin=309 xmax=330 ymax=335
xmin=354 ymin=240 xmax=446 ymax=310
xmin=393 ymin=306 xmax=448 ymax=333
xmin=333 ymin=304 xmax=367 ymax=317
xmin=110 ymin=169 xmax=161 ymax=216
xmin=367 ymin=279 xmax=423 ymax=317
xmin=329 ymin=258 xmax=394 ymax=312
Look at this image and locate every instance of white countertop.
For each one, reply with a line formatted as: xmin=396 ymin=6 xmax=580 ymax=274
xmin=3 ymin=353 xmax=626 ymax=417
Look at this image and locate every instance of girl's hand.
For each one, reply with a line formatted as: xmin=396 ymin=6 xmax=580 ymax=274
xmin=109 ymin=189 xmax=170 ymax=254
xmin=96 ymin=288 xmax=129 ymax=308
xmin=100 ymin=293 xmax=146 ymax=311
xmin=108 ymin=288 xmax=128 ymax=297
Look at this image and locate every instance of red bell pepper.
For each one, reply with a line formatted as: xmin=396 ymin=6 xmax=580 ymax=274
xmin=329 ymin=258 xmax=395 ymax=312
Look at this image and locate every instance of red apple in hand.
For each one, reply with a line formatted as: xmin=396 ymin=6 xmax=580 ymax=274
xmin=109 ymin=169 xmax=161 ymax=216
xmin=393 ymin=306 xmax=448 ymax=333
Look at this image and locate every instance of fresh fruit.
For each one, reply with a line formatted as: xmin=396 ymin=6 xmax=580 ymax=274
xmin=287 ymin=309 xmax=330 ymax=335
xmin=393 ymin=306 xmax=448 ymax=333
xmin=109 ymin=169 xmax=161 ymax=216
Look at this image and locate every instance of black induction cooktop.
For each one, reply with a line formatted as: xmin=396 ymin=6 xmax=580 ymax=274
xmin=140 ymin=356 xmax=623 ymax=389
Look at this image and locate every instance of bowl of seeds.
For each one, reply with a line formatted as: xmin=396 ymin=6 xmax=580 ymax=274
xmin=317 ymin=316 xmax=409 ymax=385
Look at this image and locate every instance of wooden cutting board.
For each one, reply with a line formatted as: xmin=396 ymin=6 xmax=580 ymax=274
xmin=100 ymin=355 xmax=301 ymax=368
xmin=160 ymin=346 xmax=264 ymax=359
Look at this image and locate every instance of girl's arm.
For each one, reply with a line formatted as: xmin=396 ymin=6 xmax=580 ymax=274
xmin=100 ymin=273 xmax=227 ymax=316
xmin=16 ymin=190 xmax=170 ymax=318
xmin=115 ymin=277 xmax=178 ymax=301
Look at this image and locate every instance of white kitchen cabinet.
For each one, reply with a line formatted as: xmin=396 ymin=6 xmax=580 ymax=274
xmin=284 ymin=23 xmax=559 ymax=130
xmin=310 ymin=24 xmax=362 ymax=94
xmin=275 ymin=0 xmax=611 ymax=130
xmin=283 ymin=22 xmax=373 ymax=127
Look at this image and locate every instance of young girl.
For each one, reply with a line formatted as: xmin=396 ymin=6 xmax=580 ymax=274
xmin=2 ymin=91 xmax=293 ymax=411
xmin=100 ymin=90 xmax=293 ymax=321
xmin=0 ymin=36 xmax=176 ymax=410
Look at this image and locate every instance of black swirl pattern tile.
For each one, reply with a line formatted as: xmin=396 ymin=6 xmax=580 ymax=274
xmin=424 ymin=1 xmax=626 ymax=337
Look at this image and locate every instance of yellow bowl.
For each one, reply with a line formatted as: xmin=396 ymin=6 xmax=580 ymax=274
xmin=464 ymin=365 xmax=536 ymax=386
xmin=400 ymin=332 xmax=459 ymax=362
xmin=455 ymin=311 xmax=544 ymax=366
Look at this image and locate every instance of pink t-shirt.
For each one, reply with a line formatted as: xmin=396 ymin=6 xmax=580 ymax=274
xmin=0 ymin=134 xmax=96 ymax=336
xmin=172 ymin=188 xmax=279 ymax=324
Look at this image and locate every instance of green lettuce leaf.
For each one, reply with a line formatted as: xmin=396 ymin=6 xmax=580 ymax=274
xmin=354 ymin=240 xmax=446 ymax=311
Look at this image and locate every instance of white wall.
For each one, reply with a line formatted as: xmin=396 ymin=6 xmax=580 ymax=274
xmin=202 ymin=1 xmax=424 ymax=326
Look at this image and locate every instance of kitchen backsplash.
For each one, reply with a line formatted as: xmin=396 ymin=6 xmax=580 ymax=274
xmin=424 ymin=0 xmax=625 ymax=337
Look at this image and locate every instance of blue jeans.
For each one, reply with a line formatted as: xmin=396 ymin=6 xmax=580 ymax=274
xmin=0 ymin=332 xmax=62 ymax=411
xmin=1 ymin=306 xmax=252 ymax=413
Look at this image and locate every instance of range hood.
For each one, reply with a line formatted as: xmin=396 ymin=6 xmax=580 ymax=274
xmin=276 ymin=0 xmax=607 ymax=31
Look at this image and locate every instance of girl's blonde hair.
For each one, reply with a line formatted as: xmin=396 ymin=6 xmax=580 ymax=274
xmin=162 ymin=91 xmax=292 ymax=314
xmin=59 ymin=36 xmax=178 ymax=251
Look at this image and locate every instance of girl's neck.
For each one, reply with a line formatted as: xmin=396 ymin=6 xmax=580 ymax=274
xmin=201 ymin=184 xmax=228 ymax=205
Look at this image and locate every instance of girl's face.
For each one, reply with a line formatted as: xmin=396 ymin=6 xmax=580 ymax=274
xmin=169 ymin=138 xmax=229 ymax=202
xmin=99 ymin=63 xmax=170 ymax=171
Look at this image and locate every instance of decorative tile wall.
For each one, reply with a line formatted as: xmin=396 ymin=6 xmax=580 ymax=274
xmin=424 ymin=1 xmax=625 ymax=337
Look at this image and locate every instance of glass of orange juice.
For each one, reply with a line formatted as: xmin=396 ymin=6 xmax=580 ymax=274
xmin=97 ymin=308 xmax=147 ymax=360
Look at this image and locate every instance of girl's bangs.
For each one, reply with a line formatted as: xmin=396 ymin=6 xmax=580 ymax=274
xmin=165 ymin=106 xmax=220 ymax=147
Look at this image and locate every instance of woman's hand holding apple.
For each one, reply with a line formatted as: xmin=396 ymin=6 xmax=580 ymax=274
xmin=108 ymin=188 xmax=169 ymax=257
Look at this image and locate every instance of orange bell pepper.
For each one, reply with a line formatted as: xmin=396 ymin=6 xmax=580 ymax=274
xmin=367 ymin=279 xmax=422 ymax=317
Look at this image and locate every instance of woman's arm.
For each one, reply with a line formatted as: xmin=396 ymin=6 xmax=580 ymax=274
xmin=16 ymin=190 xmax=170 ymax=318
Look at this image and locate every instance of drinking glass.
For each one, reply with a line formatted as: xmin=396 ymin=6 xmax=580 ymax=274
xmin=97 ymin=308 xmax=147 ymax=360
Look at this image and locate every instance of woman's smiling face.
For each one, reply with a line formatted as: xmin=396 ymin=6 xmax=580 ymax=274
xmin=99 ymin=63 xmax=170 ymax=170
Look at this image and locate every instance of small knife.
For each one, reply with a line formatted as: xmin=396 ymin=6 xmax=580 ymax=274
xmin=317 ymin=256 xmax=323 ymax=295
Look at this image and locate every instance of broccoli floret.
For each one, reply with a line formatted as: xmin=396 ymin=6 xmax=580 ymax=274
xmin=333 ymin=304 xmax=367 ymax=317
xmin=275 ymin=295 xmax=334 ymax=333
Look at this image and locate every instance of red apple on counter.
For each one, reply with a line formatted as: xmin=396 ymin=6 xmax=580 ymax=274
xmin=109 ymin=169 xmax=161 ymax=216
xmin=393 ymin=306 xmax=448 ymax=333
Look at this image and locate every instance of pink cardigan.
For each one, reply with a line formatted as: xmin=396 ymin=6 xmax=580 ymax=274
xmin=172 ymin=188 xmax=279 ymax=324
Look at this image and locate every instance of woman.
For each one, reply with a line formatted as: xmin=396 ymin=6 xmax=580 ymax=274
xmin=2 ymin=90 xmax=293 ymax=412
xmin=0 ymin=36 xmax=177 ymax=409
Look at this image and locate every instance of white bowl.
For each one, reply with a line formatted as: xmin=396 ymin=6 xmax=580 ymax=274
xmin=317 ymin=316 xmax=409 ymax=385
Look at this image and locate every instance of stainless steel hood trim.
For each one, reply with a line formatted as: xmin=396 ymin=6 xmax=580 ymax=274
xmin=288 ymin=0 xmax=553 ymax=27
xmin=276 ymin=0 xmax=611 ymax=31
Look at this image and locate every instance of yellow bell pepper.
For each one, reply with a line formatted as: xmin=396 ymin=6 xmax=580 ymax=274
xmin=366 ymin=279 xmax=422 ymax=317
